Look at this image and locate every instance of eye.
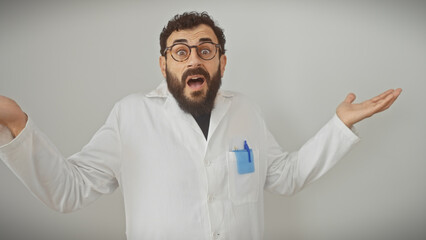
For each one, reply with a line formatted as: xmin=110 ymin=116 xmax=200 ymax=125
xmin=176 ymin=49 xmax=188 ymax=56
xmin=200 ymin=48 xmax=211 ymax=55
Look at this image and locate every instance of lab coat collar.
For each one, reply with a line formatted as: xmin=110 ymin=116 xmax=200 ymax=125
xmin=146 ymin=80 xmax=233 ymax=141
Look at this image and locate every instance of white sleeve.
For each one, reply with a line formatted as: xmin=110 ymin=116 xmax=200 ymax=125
xmin=264 ymin=114 xmax=360 ymax=195
xmin=0 ymin=123 xmax=14 ymax=146
xmin=0 ymin=105 xmax=122 ymax=213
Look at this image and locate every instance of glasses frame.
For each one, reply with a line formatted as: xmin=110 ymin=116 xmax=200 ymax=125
xmin=164 ymin=42 xmax=221 ymax=62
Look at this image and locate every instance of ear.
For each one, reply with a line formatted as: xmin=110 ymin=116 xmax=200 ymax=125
xmin=220 ymin=54 xmax=227 ymax=78
xmin=159 ymin=56 xmax=167 ymax=78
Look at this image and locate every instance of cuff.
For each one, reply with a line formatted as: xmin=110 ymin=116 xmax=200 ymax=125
xmin=331 ymin=113 xmax=361 ymax=143
xmin=0 ymin=117 xmax=32 ymax=151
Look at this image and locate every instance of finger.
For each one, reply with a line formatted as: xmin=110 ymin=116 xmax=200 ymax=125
xmin=393 ymin=88 xmax=403 ymax=97
xmin=373 ymin=92 xmax=395 ymax=113
xmin=382 ymin=97 xmax=397 ymax=111
xmin=371 ymin=89 xmax=394 ymax=102
xmin=344 ymin=93 xmax=356 ymax=104
xmin=382 ymin=89 xmax=402 ymax=110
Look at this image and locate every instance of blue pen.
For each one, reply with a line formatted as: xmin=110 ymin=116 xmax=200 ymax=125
xmin=244 ymin=140 xmax=251 ymax=163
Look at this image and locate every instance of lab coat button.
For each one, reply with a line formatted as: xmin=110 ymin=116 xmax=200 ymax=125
xmin=205 ymin=159 xmax=211 ymax=166
xmin=212 ymin=232 xmax=221 ymax=239
xmin=208 ymin=194 xmax=215 ymax=202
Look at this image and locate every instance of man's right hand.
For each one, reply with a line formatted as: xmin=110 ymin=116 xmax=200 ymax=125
xmin=0 ymin=96 xmax=28 ymax=138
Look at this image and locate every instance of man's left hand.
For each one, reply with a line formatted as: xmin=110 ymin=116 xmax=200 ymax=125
xmin=336 ymin=88 xmax=402 ymax=128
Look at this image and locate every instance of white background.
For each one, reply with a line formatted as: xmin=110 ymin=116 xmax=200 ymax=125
xmin=0 ymin=0 xmax=425 ymax=239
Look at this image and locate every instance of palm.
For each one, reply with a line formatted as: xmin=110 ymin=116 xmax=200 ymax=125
xmin=336 ymin=89 xmax=402 ymax=128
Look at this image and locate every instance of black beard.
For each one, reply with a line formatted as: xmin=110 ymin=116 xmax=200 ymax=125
xmin=166 ymin=65 xmax=222 ymax=117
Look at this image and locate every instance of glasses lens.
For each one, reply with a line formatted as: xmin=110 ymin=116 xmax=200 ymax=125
xmin=171 ymin=44 xmax=190 ymax=61
xmin=169 ymin=43 xmax=218 ymax=61
xmin=197 ymin=42 xmax=217 ymax=60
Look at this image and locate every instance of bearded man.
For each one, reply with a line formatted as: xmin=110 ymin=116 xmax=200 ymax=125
xmin=0 ymin=12 xmax=401 ymax=240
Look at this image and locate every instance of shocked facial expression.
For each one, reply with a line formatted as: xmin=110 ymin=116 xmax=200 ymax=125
xmin=160 ymin=24 xmax=227 ymax=115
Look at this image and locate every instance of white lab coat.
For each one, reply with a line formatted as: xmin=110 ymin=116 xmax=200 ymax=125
xmin=0 ymin=81 xmax=360 ymax=240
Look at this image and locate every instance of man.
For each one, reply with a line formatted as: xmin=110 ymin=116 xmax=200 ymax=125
xmin=0 ymin=12 xmax=401 ymax=240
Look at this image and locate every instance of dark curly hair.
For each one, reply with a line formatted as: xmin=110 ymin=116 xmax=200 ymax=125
xmin=159 ymin=11 xmax=226 ymax=57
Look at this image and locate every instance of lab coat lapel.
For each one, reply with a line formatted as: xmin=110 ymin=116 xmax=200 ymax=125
xmin=208 ymin=91 xmax=233 ymax=141
xmin=149 ymin=82 xmax=234 ymax=141
xmin=163 ymin=94 xmax=205 ymax=140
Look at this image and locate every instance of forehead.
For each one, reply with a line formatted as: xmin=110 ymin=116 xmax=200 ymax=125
xmin=166 ymin=24 xmax=218 ymax=46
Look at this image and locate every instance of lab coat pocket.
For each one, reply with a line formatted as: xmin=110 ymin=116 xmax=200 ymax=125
xmin=227 ymin=149 xmax=259 ymax=205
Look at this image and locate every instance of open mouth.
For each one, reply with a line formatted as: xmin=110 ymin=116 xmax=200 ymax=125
xmin=186 ymin=75 xmax=206 ymax=91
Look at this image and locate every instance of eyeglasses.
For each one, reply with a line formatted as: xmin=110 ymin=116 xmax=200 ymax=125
xmin=164 ymin=42 xmax=221 ymax=62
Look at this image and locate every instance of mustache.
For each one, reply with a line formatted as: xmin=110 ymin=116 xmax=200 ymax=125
xmin=181 ymin=67 xmax=210 ymax=83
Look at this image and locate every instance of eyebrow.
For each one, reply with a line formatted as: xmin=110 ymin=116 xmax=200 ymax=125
xmin=199 ymin=38 xmax=213 ymax=43
xmin=172 ymin=39 xmax=188 ymax=44
xmin=172 ymin=37 xmax=214 ymax=45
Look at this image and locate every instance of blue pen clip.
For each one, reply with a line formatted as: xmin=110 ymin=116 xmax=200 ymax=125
xmin=244 ymin=140 xmax=251 ymax=163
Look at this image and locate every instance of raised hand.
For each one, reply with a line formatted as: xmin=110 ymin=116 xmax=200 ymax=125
xmin=0 ymin=96 xmax=28 ymax=138
xmin=336 ymin=88 xmax=402 ymax=128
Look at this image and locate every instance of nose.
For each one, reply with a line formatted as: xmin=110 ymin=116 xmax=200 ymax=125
xmin=186 ymin=47 xmax=202 ymax=68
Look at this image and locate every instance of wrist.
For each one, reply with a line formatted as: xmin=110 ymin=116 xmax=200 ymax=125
xmin=7 ymin=112 xmax=28 ymax=138
xmin=336 ymin=111 xmax=354 ymax=129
